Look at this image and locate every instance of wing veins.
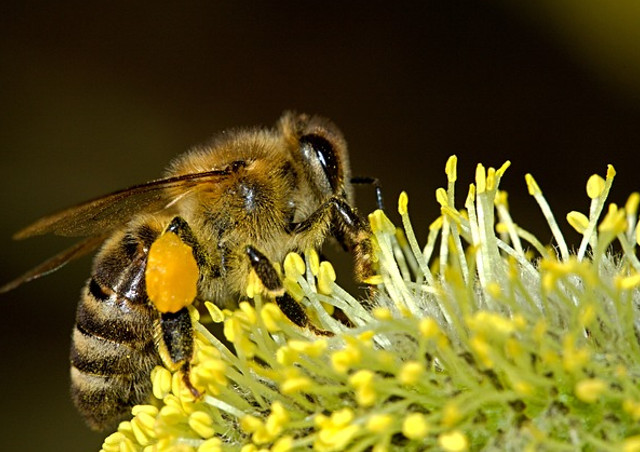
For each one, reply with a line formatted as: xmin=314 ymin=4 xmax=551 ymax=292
xmin=0 ymin=235 xmax=109 ymax=293
xmin=14 ymin=170 xmax=230 ymax=239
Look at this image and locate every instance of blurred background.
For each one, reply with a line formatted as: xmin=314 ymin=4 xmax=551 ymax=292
xmin=2 ymin=1 xmax=640 ymax=450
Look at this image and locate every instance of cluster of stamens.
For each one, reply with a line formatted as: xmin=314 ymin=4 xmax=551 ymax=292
xmin=102 ymin=156 xmax=640 ymax=452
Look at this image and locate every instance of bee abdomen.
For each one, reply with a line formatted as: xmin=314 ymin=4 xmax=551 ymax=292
xmin=75 ymin=278 xmax=152 ymax=344
xmin=70 ymin=324 xmax=156 ymax=376
xmin=70 ymin=366 xmax=155 ymax=431
xmin=70 ymin=276 xmax=160 ymax=430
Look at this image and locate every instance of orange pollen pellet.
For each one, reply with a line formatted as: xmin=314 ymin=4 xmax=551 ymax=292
xmin=145 ymin=231 xmax=199 ymax=313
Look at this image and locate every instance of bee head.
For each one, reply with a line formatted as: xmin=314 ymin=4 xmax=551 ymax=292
xmin=281 ymin=112 xmax=353 ymax=204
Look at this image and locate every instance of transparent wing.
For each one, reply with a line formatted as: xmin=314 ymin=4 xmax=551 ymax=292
xmin=0 ymin=234 xmax=109 ymax=293
xmin=2 ymin=169 xmax=232 ymax=293
xmin=14 ymin=170 xmax=230 ymax=239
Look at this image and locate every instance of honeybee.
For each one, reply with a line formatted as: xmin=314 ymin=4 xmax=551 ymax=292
xmin=1 ymin=112 xmax=381 ymax=431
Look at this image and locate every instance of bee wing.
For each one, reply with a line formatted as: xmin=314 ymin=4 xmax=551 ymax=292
xmin=13 ymin=170 xmax=230 ymax=239
xmin=2 ymin=169 xmax=232 ymax=293
xmin=0 ymin=234 xmax=109 ymax=293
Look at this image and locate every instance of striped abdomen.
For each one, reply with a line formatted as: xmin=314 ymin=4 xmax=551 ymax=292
xmin=70 ymin=227 xmax=161 ymax=430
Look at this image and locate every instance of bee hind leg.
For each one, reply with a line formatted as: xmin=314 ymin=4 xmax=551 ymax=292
xmin=150 ymin=217 xmax=216 ymax=399
xmin=165 ymin=216 xmax=221 ymax=279
xmin=157 ymin=308 xmax=201 ymax=398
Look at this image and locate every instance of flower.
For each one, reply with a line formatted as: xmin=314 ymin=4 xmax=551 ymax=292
xmin=102 ymin=156 xmax=640 ymax=451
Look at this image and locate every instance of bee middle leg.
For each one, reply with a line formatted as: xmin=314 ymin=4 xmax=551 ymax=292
xmin=245 ymin=245 xmax=311 ymax=329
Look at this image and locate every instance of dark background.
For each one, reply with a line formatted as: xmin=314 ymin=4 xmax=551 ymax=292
xmin=2 ymin=1 xmax=640 ymax=450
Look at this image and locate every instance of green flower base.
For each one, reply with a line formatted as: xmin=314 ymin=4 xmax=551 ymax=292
xmin=102 ymin=157 xmax=640 ymax=452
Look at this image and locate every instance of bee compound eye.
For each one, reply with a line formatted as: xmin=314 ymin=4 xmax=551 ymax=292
xmin=299 ymin=133 xmax=340 ymax=193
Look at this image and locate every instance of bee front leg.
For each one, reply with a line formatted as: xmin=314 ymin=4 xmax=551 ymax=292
xmin=291 ymin=196 xmax=375 ymax=283
xmin=245 ymin=245 xmax=310 ymax=328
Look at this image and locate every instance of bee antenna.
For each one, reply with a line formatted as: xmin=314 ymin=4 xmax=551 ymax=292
xmin=350 ymin=176 xmax=385 ymax=211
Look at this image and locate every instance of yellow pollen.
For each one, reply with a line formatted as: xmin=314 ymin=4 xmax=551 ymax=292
xmin=494 ymin=190 xmax=508 ymax=207
xmin=307 ymin=248 xmax=320 ymax=275
xmin=623 ymin=400 xmax=640 ymax=421
xmin=293 ymin=338 xmax=327 ymax=357
xmin=272 ymin=436 xmax=293 ymax=452
xmin=599 ymin=203 xmax=627 ymax=234
xmin=281 ymin=376 xmax=312 ymax=394
xmin=575 ymin=378 xmax=607 ymax=403
xmin=567 ymin=211 xmax=590 ymax=234
xmin=466 ymin=184 xmax=476 ymax=204
xmin=364 ymin=274 xmax=384 ymax=285
xmin=204 ymin=301 xmax=225 ymax=323
xmin=372 ymin=306 xmax=393 ymax=320
xmin=318 ymin=261 xmax=337 ymax=295
xmin=151 ymin=366 xmax=172 ymax=400
xmin=486 ymin=282 xmax=501 ymax=299
xmin=578 ymin=303 xmax=596 ymax=326
xmin=398 ymin=191 xmax=409 ymax=215
xmin=429 ymin=216 xmax=443 ymax=231
xmin=239 ymin=301 xmax=257 ymax=325
xmin=445 ymin=155 xmax=458 ymax=182
xmin=586 ymin=174 xmax=605 ymax=199
xmin=525 ymin=173 xmax=541 ymax=196
xmin=130 ymin=414 xmax=156 ymax=446
xmin=276 ymin=346 xmax=297 ymax=366
xmin=284 ymin=252 xmax=305 ymax=279
xmin=240 ymin=414 xmax=263 ymax=433
xmin=260 ymin=302 xmax=283 ymax=332
xmin=245 ymin=269 xmax=260 ymax=298
xmin=283 ymin=276 xmax=305 ymax=302
xmin=198 ymin=437 xmax=223 ymax=452
xmin=331 ymin=408 xmax=354 ymax=426
xmin=331 ymin=346 xmax=361 ymax=374
xmin=349 ymin=369 xmax=374 ymax=387
xmin=513 ymin=380 xmax=533 ymax=396
xmin=436 ymin=188 xmax=448 ymax=207
xmin=419 ymin=317 xmax=440 ymax=339
xmin=441 ymin=403 xmax=462 ymax=427
xmin=398 ymin=361 xmax=423 ymax=385
xmin=188 ymin=411 xmax=215 ymax=438
xmin=439 ymin=430 xmax=469 ymax=452
xmin=562 ymin=335 xmax=590 ymax=372
xmin=486 ymin=167 xmax=496 ymax=191
xmin=469 ymin=335 xmax=493 ymax=368
xmin=618 ymin=273 xmax=640 ymax=290
xmin=402 ymin=413 xmax=429 ymax=439
xmin=475 ymin=164 xmax=486 ymax=194
xmin=366 ymin=414 xmax=393 ymax=433
xmin=496 ymin=160 xmax=511 ymax=177
xmin=625 ymin=192 xmax=640 ymax=216
xmin=622 ymin=436 xmax=640 ymax=452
